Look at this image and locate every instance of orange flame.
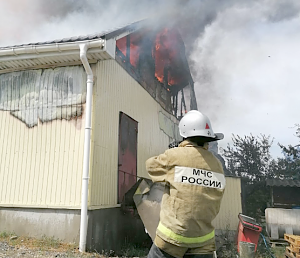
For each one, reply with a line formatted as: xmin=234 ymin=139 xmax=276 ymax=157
xmin=116 ymin=27 xmax=189 ymax=93
xmin=154 ymin=28 xmax=186 ymax=88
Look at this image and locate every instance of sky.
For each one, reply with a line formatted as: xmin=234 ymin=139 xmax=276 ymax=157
xmin=1 ymin=0 xmax=300 ymax=157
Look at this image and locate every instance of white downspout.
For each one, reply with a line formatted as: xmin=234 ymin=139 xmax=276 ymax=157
xmin=79 ymin=43 xmax=93 ymax=253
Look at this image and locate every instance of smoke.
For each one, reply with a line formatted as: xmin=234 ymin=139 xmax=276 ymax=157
xmin=0 ymin=0 xmax=180 ymax=47
xmin=0 ymin=0 xmax=258 ymax=47
xmin=189 ymin=0 xmax=300 ymax=156
xmin=1 ymin=0 xmax=300 ymax=156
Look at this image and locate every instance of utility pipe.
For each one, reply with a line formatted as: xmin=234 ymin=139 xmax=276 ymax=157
xmin=79 ymin=43 xmax=94 ymax=253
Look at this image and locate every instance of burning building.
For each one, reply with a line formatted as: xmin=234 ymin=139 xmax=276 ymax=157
xmin=0 ymin=20 xmax=242 ymax=253
xmin=115 ymin=25 xmax=198 ymax=118
xmin=0 ymin=20 xmax=196 ymax=252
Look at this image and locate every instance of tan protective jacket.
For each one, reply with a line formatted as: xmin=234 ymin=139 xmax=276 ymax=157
xmin=146 ymin=140 xmax=225 ymax=251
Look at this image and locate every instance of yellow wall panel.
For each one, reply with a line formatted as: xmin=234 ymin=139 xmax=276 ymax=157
xmin=0 ymin=112 xmax=85 ymax=208
xmin=0 ymin=59 xmax=243 ymax=227
xmin=90 ymin=60 xmax=180 ymax=207
xmin=213 ymin=177 xmax=242 ymax=230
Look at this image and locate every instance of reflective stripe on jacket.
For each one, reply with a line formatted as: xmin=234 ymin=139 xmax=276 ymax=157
xmin=146 ymin=140 xmax=225 ymax=248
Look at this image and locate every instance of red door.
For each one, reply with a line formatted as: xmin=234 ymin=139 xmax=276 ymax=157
xmin=118 ymin=112 xmax=138 ymax=203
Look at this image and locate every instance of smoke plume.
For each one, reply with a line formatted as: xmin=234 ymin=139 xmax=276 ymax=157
xmin=1 ymin=0 xmax=300 ymax=156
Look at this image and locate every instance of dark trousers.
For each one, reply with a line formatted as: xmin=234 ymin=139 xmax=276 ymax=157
xmin=147 ymin=244 xmax=214 ymax=258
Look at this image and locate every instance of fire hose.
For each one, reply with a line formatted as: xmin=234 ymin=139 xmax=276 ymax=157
xmin=260 ymin=233 xmax=276 ymax=258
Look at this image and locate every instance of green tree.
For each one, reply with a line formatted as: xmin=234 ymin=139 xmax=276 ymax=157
xmin=221 ymin=134 xmax=275 ymax=180
xmin=220 ymin=134 xmax=275 ymax=219
xmin=273 ymin=124 xmax=300 ymax=179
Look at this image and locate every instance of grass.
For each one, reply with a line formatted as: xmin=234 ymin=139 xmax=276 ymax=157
xmin=271 ymin=246 xmax=286 ymax=258
xmin=120 ymin=243 xmax=149 ymax=257
xmin=256 ymin=247 xmax=285 ymax=258
xmin=0 ymin=231 xmax=9 ymax=238
xmin=0 ymin=231 xmax=150 ymax=257
xmin=255 ymin=235 xmax=287 ymax=258
xmin=214 ymin=227 xmax=288 ymax=258
xmin=0 ymin=232 xmax=76 ymax=251
xmin=0 ymin=231 xmax=101 ymax=257
xmin=2 ymin=230 xmax=285 ymax=258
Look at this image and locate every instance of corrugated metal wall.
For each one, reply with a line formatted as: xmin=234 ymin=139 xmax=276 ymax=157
xmin=0 ymin=67 xmax=86 ymax=208
xmin=0 ymin=59 xmax=242 ymax=224
xmin=90 ymin=60 xmax=179 ymax=207
xmin=213 ymin=177 xmax=242 ymax=230
xmin=0 ymin=113 xmax=85 ymax=207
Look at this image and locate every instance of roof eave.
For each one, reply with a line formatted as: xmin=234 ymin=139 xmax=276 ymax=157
xmin=0 ymin=38 xmax=116 ymax=74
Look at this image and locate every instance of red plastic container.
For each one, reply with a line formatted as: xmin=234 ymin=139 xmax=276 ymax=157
xmin=237 ymin=214 xmax=262 ymax=253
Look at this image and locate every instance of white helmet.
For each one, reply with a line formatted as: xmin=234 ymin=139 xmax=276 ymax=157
xmin=179 ymin=110 xmax=224 ymax=141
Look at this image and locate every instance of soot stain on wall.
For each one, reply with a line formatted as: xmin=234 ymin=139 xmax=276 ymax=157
xmin=0 ymin=66 xmax=86 ymax=127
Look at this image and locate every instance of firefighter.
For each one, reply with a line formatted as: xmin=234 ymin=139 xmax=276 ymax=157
xmin=146 ymin=110 xmax=226 ymax=258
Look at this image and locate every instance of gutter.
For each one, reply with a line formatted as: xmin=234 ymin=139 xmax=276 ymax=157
xmin=0 ymin=40 xmax=104 ymax=57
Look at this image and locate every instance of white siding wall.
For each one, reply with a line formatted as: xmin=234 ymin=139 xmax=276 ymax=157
xmin=90 ymin=60 xmax=179 ymax=207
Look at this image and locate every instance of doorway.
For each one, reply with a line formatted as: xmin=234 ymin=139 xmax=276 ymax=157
xmin=118 ymin=112 xmax=138 ymax=203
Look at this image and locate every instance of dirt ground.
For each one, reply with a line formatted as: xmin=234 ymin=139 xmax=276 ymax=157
xmin=0 ymin=233 xmax=148 ymax=258
xmin=0 ymin=240 xmax=103 ymax=258
xmin=0 ymin=233 xmax=286 ymax=258
xmin=0 ymin=235 xmax=107 ymax=258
